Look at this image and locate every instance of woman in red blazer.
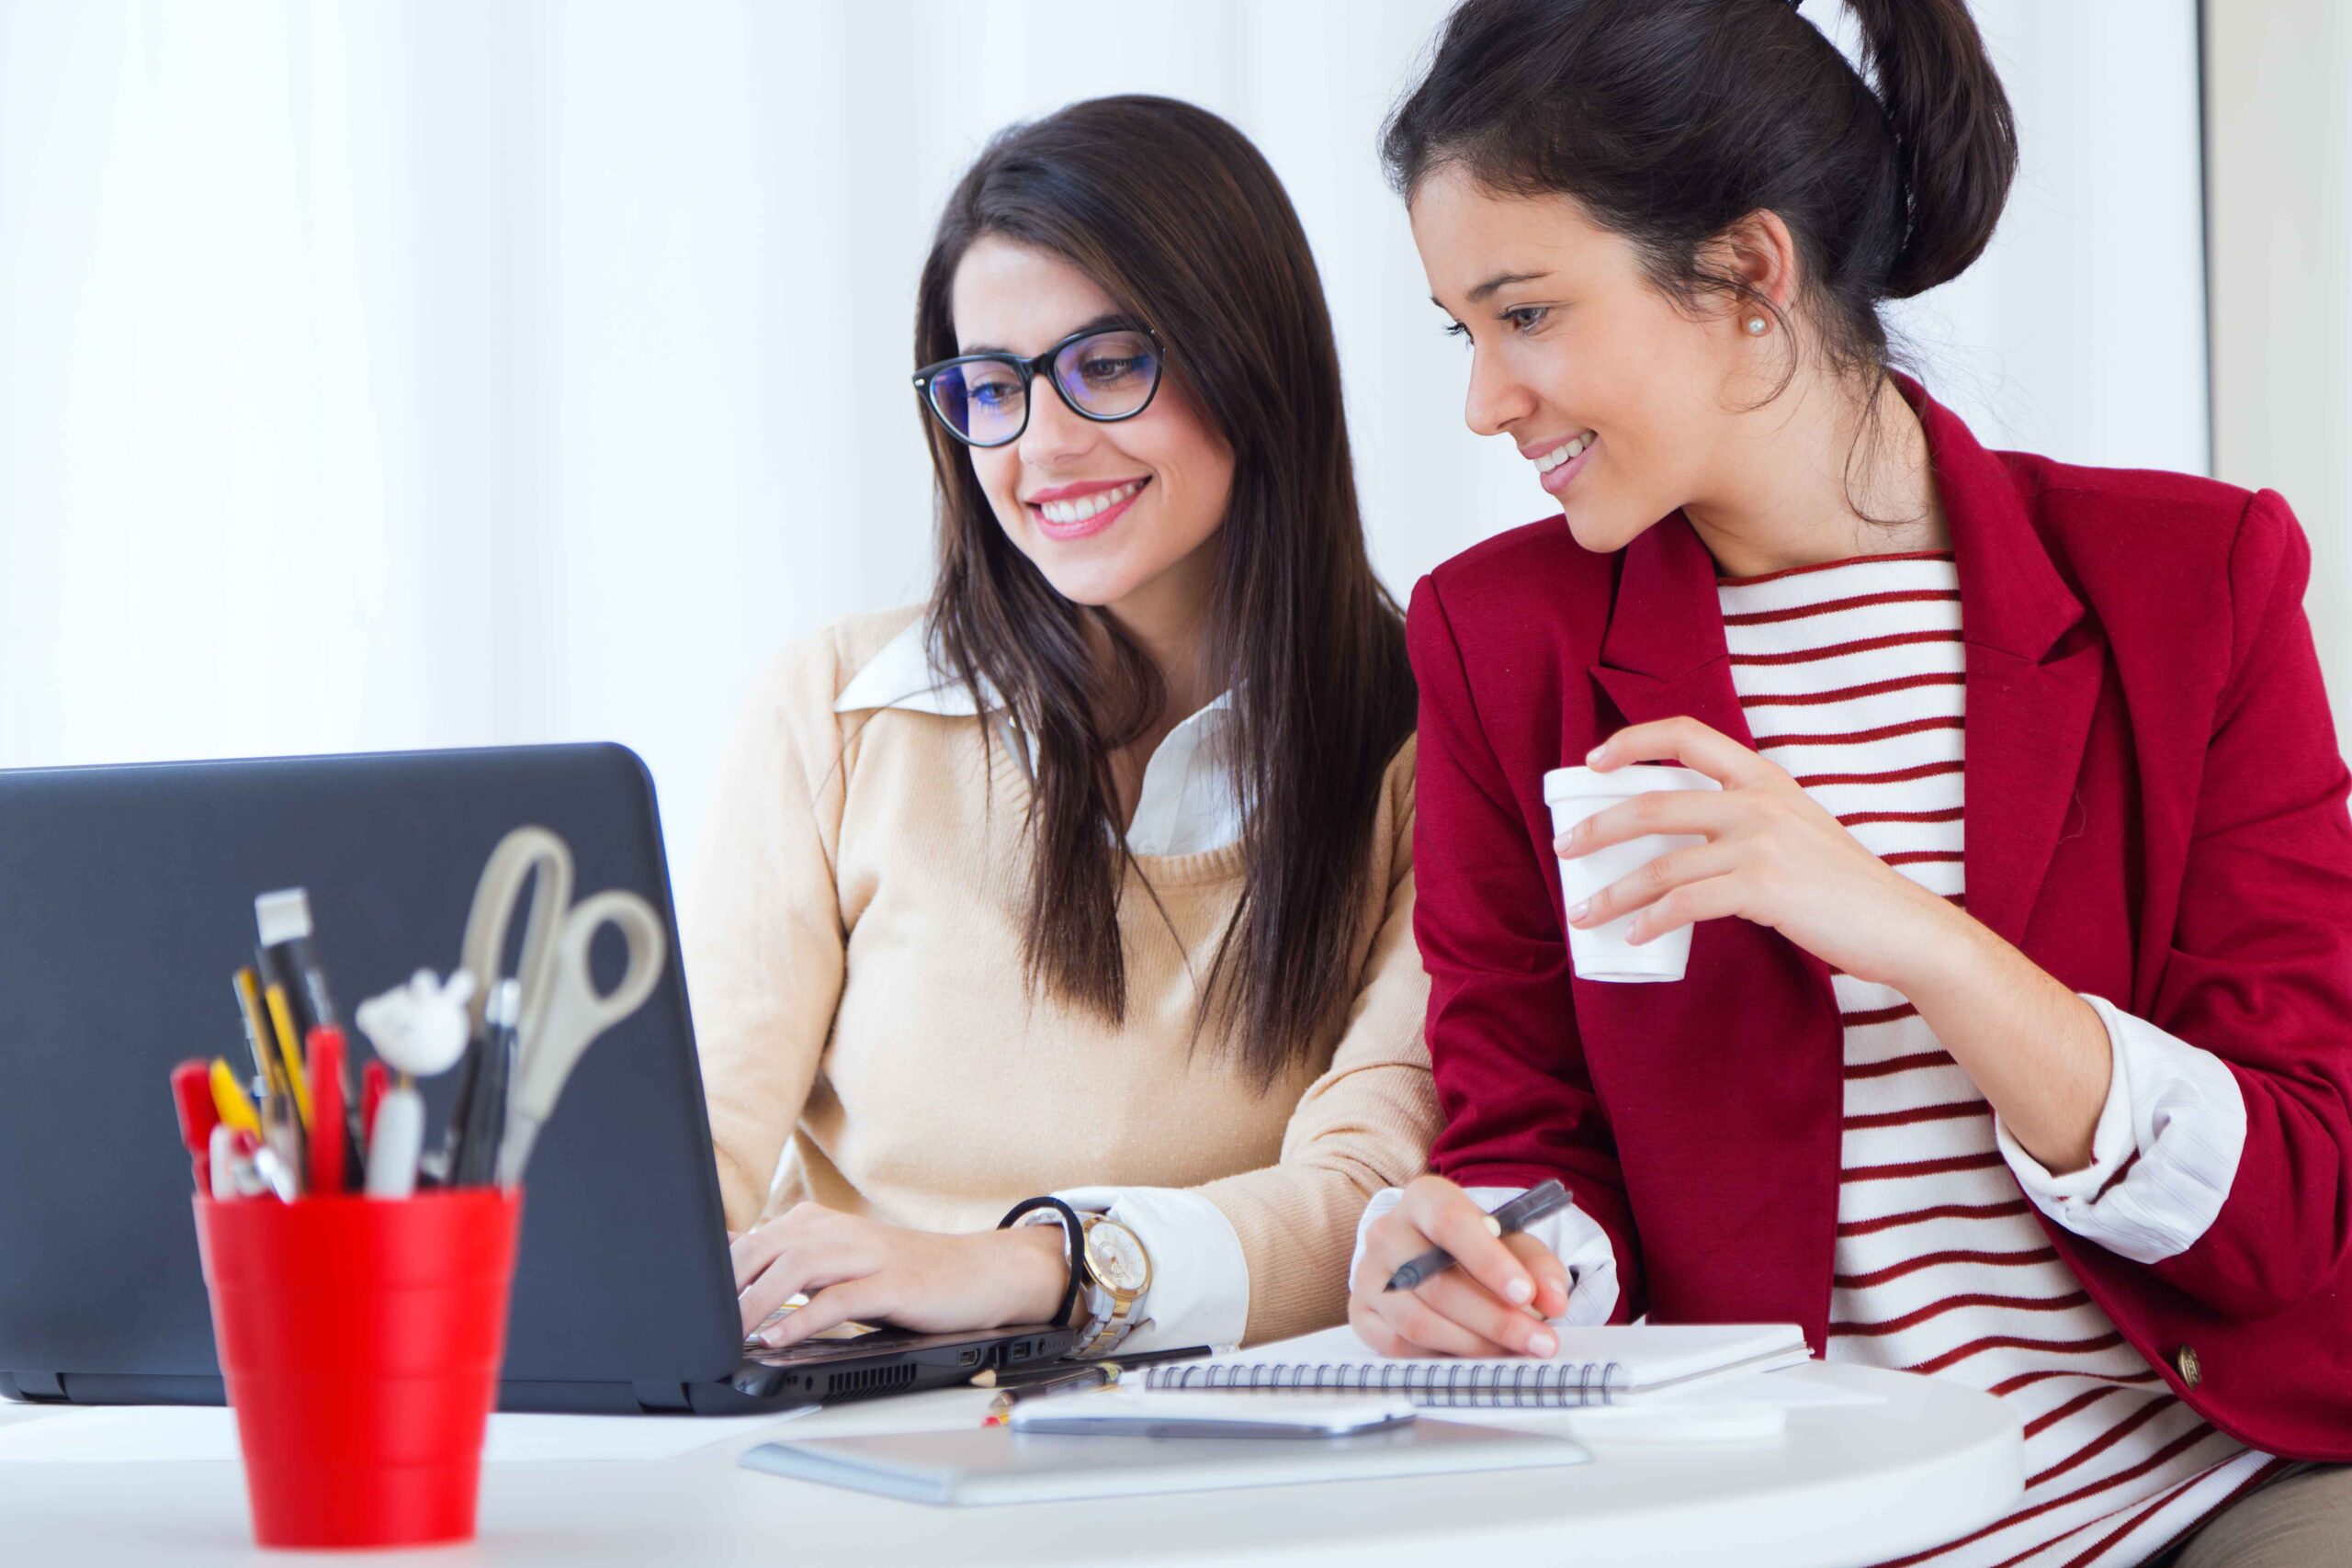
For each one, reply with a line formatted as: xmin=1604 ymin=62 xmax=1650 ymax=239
xmin=1349 ymin=2 xmax=2352 ymax=1563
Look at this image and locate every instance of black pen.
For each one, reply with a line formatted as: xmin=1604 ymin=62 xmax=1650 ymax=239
xmin=449 ymin=979 xmax=520 ymax=1187
xmin=1383 ymin=1179 xmax=1572 ymax=1292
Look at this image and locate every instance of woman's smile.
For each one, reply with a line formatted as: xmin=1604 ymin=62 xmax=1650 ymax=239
xmin=1526 ymin=431 xmax=1597 ymax=496
xmin=1023 ymin=475 xmax=1152 ymax=540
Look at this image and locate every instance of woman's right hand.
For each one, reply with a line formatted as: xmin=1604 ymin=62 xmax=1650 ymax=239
xmin=1348 ymin=1174 xmax=1574 ymax=1358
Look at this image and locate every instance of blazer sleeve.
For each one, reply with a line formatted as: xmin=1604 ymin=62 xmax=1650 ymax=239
xmin=2139 ymin=488 xmax=2352 ymax=1316
xmin=1405 ymin=574 xmax=1645 ymax=1321
xmin=680 ymin=636 xmax=854 ymax=1234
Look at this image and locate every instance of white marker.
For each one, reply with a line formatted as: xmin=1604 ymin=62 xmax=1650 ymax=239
xmin=363 ymin=1088 xmax=425 ymax=1199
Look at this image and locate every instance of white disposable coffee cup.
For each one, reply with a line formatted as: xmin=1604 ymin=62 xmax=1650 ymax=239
xmin=1544 ymin=764 xmax=1721 ymax=983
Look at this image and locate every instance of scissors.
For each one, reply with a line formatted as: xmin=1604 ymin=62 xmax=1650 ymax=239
xmin=457 ymin=824 xmax=667 ymax=1187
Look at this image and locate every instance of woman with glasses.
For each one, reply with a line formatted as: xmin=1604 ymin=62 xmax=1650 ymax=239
xmin=1348 ymin=0 xmax=2352 ymax=1563
xmin=685 ymin=95 xmax=1434 ymax=1359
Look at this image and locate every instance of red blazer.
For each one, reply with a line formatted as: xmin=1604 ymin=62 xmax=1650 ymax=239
xmin=1408 ymin=371 xmax=2352 ymax=1461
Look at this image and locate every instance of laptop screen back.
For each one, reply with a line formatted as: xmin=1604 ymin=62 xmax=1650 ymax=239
xmin=0 ymin=744 xmax=742 ymax=1405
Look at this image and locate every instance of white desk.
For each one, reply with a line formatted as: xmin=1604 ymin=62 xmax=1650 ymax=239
xmin=0 ymin=1363 xmax=2018 ymax=1567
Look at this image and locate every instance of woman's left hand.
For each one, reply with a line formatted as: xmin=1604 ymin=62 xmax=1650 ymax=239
xmin=1558 ymin=716 xmax=1963 ymax=989
xmin=731 ymin=1201 xmax=1069 ymax=1348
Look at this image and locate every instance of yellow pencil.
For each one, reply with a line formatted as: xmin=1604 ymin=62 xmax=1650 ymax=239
xmin=208 ymin=1058 xmax=262 ymax=1135
xmin=232 ymin=967 xmax=284 ymax=1105
xmin=263 ymin=982 xmax=313 ymax=1129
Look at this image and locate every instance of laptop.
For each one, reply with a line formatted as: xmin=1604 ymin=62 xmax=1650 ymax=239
xmin=0 ymin=743 xmax=1075 ymax=1414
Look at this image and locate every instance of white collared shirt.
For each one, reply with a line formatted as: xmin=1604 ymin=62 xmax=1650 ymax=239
xmin=832 ymin=618 xmax=1252 ymax=1351
xmin=833 ymin=619 xmax=1245 ymax=858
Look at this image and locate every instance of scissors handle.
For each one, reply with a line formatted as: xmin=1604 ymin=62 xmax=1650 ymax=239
xmin=496 ymin=888 xmax=666 ymax=1185
xmin=458 ymin=825 xmax=575 ymax=1037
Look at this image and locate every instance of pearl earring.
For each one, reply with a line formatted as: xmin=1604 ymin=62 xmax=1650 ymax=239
xmin=1745 ymin=316 xmax=1769 ymax=336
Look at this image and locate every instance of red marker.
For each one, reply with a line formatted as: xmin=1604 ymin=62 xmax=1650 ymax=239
xmin=306 ymin=1027 xmax=347 ymax=1195
xmin=362 ymin=1059 xmax=389 ymax=1143
xmin=170 ymin=1059 xmax=220 ymax=1193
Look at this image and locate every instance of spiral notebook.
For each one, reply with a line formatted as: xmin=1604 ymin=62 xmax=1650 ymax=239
xmin=1142 ymin=1323 xmax=1810 ymax=1408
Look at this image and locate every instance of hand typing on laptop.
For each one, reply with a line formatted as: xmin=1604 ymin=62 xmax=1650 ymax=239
xmin=730 ymin=1202 xmax=1070 ymax=1349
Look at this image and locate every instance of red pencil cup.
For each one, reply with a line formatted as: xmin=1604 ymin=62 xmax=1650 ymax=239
xmin=193 ymin=1188 xmax=524 ymax=1550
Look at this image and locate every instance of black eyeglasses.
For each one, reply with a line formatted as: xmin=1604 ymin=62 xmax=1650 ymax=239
xmin=913 ymin=323 xmax=1165 ymax=448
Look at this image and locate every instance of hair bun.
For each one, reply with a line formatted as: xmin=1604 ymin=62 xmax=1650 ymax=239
xmin=1842 ymin=0 xmax=2018 ymax=299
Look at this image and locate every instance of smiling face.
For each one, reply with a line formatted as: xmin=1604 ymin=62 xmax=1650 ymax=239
xmin=1412 ymin=165 xmax=1760 ymax=556
xmin=948 ymin=236 xmax=1235 ymax=633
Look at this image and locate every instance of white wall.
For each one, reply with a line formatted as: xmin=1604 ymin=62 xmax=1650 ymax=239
xmin=0 ymin=0 xmax=2210 ymax=872
xmin=2206 ymin=0 xmax=2352 ymax=700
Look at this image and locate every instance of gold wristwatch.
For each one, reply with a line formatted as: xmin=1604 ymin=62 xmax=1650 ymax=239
xmin=1071 ymin=1213 xmax=1152 ymax=1356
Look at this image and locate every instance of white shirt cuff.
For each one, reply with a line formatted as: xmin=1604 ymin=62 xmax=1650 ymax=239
xmin=1055 ymin=1185 xmax=1248 ymax=1354
xmin=1994 ymin=992 xmax=2247 ymax=1264
xmin=1351 ymin=1186 xmax=1621 ymax=1327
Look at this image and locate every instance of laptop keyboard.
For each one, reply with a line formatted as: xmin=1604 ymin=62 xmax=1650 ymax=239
xmin=741 ymin=1306 xmax=927 ymax=1364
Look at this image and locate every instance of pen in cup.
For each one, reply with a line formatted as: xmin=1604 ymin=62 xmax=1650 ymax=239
xmin=448 ymin=979 xmax=519 ymax=1188
xmin=232 ymin=968 xmax=283 ymax=1115
xmin=209 ymin=1058 xmax=262 ymax=1137
xmin=262 ymin=983 xmax=313 ymax=1130
xmin=354 ymin=968 xmax=476 ymax=1197
xmin=306 ymin=1026 xmax=347 ymax=1194
xmin=171 ymin=1060 xmax=220 ymax=1193
xmin=209 ymin=1124 xmax=242 ymax=1200
xmin=256 ymin=888 xmax=365 ymax=1183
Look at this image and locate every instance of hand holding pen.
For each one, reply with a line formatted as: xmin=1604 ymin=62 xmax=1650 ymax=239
xmin=1384 ymin=1179 xmax=1570 ymax=1292
xmin=1349 ymin=1176 xmax=1577 ymax=1361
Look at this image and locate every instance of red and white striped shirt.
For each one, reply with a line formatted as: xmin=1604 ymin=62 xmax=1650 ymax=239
xmin=1719 ymin=551 xmax=2285 ymax=1568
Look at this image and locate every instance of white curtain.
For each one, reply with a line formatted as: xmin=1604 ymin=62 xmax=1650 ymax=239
xmin=0 ymin=0 xmax=2209 ymax=871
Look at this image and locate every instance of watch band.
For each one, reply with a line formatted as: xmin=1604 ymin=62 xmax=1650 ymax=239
xmin=1070 ymin=1213 xmax=1149 ymax=1357
xmin=996 ymin=1195 xmax=1084 ymax=1329
xmin=1075 ymin=1290 xmax=1139 ymax=1357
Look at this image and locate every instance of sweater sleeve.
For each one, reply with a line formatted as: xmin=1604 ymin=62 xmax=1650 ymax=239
xmin=2116 ymin=489 xmax=2352 ymax=1316
xmin=1188 ymin=738 xmax=1446 ymax=1346
xmin=680 ymin=633 xmax=854 ymax=1233
xmin=1404 ymin=574 xmax=1646 ymax=1323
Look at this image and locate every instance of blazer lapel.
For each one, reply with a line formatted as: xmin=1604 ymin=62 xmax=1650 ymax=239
xmin=1905 ymin=377 xmax=2106 ymax=953
xmin=1588 ymin=513 xmax=1758 ymax=750
xmin=1593 ymin=381 xmax=2109 ymax=958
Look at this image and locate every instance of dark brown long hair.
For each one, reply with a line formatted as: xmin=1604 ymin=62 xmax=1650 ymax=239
xmin=1384 ymin=0 xmax=2018 ymax=473
xmin=912 ymin=95 xmax=1416 ymax=1084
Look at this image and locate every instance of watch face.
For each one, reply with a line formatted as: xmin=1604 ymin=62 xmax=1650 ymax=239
xmin=1086 ymin=1221 xmax=1148 ymax=1292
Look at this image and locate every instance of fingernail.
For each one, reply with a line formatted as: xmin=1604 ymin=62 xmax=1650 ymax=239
xmin=1506 ymin=1277 xmax=1533 ymax=1303
xmin=1566 ymin=899 xmax=1589 ymax=924
xmin=759 ymin=1327 xmax=785 ymax=1347
xmin=1530 ymin=1330 xmax=1558 ymax=1357
xmin=1586 ymin=745 xmax=1606 ymax=764
xmin=1484 ymin=1215 xmax=1502 ymax=1237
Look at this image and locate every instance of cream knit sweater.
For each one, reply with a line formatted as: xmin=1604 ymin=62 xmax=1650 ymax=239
xmin=681 ymin=606 xmax=1439 ymax=1345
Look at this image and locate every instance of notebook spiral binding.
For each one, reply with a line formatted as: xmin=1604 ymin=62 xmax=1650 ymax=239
xmin=1142 ymin=1359 xmax=1629 ymax=1408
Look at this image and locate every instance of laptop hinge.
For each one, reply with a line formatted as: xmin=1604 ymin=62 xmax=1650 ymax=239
xmin=631 ymin=1381 xmax=695 ymax=1413
xmin=9 ymin=1371 xmax=67 ymax=1402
